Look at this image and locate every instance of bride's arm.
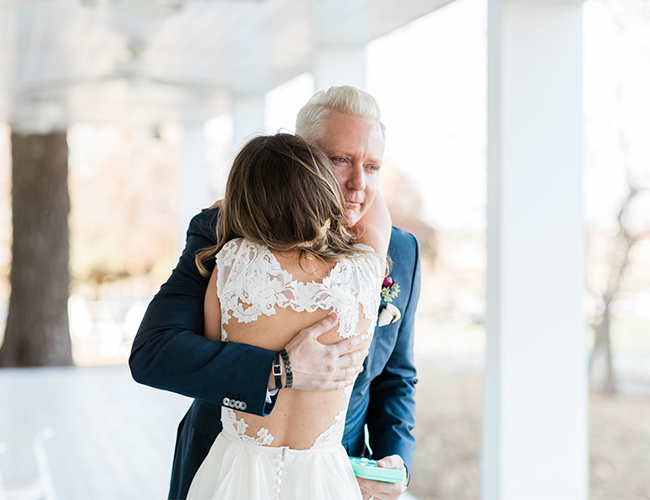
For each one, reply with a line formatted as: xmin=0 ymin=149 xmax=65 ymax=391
xmin=204 ymin=268 xmax=221 ymax=341
xmin=353 ymin=191 xmax=391 ymax=258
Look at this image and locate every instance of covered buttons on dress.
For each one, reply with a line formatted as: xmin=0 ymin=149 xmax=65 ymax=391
xmin=274 ymin=448 xmax=287 ymax=500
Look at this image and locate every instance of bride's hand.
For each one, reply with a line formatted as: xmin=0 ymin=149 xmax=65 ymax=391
xmin=280 ymin=313 xmax=370 ymax=392
xmin=203 ymin=199 xmax=223 ymax=210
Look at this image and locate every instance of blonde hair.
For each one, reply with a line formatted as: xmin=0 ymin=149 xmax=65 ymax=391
xmin=295 ymin=85 xmax=385 ymax=142
xmin=196 ymin=133 xmax=362 ymax=276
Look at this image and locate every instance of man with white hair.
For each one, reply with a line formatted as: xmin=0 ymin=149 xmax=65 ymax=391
xmin=130 ymin=86 xmax=420 ymax=500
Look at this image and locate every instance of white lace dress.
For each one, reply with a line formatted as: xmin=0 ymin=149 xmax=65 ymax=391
xmin=186 ymin=238 xmax=382 ymax=500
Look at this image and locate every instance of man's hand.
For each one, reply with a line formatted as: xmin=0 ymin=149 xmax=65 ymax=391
xmin=282 ymin=313 xmax=369 ymax=392
xmin=357 ymin=455 xmax=407 ymax=500
xmin=203 ymin=199 xmax=223 ymax=211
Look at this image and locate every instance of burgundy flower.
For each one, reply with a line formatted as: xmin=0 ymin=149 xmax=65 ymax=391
xmin=381 ymin=276 xmax=400 ymax=303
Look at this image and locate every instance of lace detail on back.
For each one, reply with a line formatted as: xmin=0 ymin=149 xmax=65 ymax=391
xmin=215 ymin=237 xmax=382 ymax=449
xmin=221 ymin=408 xmax=275 ymax=446
xmin=309 ymin=410 xmax=346 ymax=450
xmin=221 ymin=406 xmax=347 ymax=449
xmin=216 ymin=238 xmax=381 ymax=341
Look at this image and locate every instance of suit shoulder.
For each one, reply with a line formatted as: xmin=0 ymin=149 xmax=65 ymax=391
xmin=388 ymin=226 xmax=419 ymax=255
xmin=188 ymin=207 xmax=220 ymax=240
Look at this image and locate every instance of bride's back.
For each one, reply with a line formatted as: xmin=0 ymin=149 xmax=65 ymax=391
xmin=206 ymin=238 xmax=376 ymax=450
xmin=197 ymin=133 xmax=389 ymax=450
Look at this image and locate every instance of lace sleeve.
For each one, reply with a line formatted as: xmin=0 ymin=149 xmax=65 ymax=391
xmin=215 ymin=238 xmax=383 ymax=340
xmin=327 ymin=249 xmax=383 ymax=338
xmin=215 ymin=238 xmax=245 ymax=327
xmin=354 ymin=251 xmax=383 ymax=334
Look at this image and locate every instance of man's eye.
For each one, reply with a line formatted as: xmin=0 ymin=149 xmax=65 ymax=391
xmin=368 ymin=165 xmax=378 ymax=172
xmin=333 ymin=157 xmax=347 ymax=163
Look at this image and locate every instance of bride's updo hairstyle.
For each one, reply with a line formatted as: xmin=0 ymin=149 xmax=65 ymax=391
xmin=196 ymin=133 xmax=359 ymax=276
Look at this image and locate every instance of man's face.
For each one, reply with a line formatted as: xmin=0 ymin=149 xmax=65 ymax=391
xmin=312 ymin=111 xmax=385 ymax=226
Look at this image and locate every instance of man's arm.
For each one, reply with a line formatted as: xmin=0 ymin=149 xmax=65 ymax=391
xmin=129 ymin=209 xmax=277 ymax=415
xmin=130 ymin=209 xmax=369 ymax=415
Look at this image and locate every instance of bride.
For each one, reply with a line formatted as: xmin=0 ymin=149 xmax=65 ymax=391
xmin=187 ymin=133 xmax=390 ymax=499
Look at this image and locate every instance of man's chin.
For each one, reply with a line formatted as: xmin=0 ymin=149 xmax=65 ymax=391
xmin=345 ymin=208 xmax=360 ymax=226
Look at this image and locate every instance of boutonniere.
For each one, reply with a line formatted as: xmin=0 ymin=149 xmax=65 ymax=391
xmin=377 ymin=276 xmax=401 ymax=327
xmin=381 ymin=276 xmax=400 ymax=303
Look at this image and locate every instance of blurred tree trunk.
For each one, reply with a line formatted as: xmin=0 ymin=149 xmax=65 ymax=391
xmin=591 ymin=303 xmax=616 ymax=394
xmin=589 ymin=185 xmax=640 ymax=394
xmin=0 ymin=131 xmax=72 ymax=367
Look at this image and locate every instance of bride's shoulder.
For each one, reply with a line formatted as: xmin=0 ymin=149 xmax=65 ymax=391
xmin=219 ymin=237 xmax=243 ymax=252
xmin=352 ymin=242 xmax=376 ymax=254
xmin=216 ymin=237 xmax=247 ymax=262
xmin=218 ymin=238 xmax=272 ymax=263
xmin=221 ymin=237 xmax=259 ymax=250
xmin=341 ymin=245 xmax=382 ymax=272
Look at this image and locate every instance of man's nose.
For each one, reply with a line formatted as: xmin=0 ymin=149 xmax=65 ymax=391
xmin=347 ymin=164 xmax=366 ymax=192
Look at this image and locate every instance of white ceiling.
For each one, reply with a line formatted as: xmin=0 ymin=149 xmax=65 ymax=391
xmin=0 ymin=0 xmax=453 ymax=130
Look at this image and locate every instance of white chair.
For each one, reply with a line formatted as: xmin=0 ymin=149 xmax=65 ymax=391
xmin=0 ymin=428 xmax=56 ymax=500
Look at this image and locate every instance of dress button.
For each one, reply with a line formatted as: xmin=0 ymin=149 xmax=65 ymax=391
xmin=277 ymin=470 xmax=283 ymax=477
xmin=275 ymin=453 xmax=282 ymax=459
xmin=277 ymin=478 xmax=282 ymax=485
xmin=241 ymin=402 xmax=247 ymax=410
xmin=275 ymin=487 xmax=281 ymax=494
xmin=277 ymin=461 xmax=283 ymax=468
xmin=222 ymin=397 xmax=230 ymax=406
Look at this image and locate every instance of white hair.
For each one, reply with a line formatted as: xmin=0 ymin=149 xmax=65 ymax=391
xmin=295 ymin=86 xmax=386 ymax=142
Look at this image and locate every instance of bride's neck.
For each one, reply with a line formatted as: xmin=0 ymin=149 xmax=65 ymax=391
xmin=272 ymin=249 xmax=335 ymax=278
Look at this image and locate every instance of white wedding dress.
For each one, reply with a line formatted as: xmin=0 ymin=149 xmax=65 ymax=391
xmin=187 ymin=238 xmax=382 ymax=500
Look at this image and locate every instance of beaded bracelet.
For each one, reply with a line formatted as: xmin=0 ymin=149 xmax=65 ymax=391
xmin=280 ymin=349 xmax=293 ymax=388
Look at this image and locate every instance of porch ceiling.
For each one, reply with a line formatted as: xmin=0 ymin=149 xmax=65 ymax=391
xmin=0 ymin=0 xmax=453 ymax=130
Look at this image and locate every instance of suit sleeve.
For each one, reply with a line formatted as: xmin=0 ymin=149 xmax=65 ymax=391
xmin=366 ymin=233 xmax=420 ymax=472
xmin=129 ymin=209 xmax=277 ymax=416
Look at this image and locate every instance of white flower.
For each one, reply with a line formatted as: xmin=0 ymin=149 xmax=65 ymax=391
xmin=377 ymin=303 xmax=401 ymax=326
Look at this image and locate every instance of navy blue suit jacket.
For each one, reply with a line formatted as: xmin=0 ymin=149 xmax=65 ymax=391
xmin=129 ymin=208 xmax=420 ymax=499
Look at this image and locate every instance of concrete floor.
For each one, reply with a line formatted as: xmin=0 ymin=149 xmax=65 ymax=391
xmin=0 ymin=366 xmax=190 ymax=500
xmin=0 ymin=366 xmax=418 ymax=500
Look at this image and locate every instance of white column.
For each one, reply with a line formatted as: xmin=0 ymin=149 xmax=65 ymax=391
xmin=482 ymin=1 xmax=588 ymax=499
xmin=178 ymin=122 xmax=212 ymax=255
xmin=313 ymin=44 xmax=366 ymax=92
xmin=232 ymin=94 xmax=266 ymax=152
